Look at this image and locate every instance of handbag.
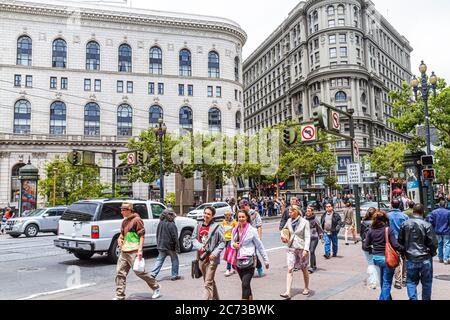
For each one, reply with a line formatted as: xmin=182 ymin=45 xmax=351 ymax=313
xmin=384 ymin=227 xmax=400 ymax=269
xmin=191 ymin=258 xmax=202 ymax=279
xmin=235 ymin=224 xmax=255 ymax=270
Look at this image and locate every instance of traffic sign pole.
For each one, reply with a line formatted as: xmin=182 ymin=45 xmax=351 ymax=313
xmin=348 ymin=109 xmax=361 ymax=233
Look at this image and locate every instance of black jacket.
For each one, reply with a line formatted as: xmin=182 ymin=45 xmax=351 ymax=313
xmin=156 ymin=218 xmax=180 ymax=253
xmin=363 ymin=225 xmax=402 ymax=256
xmin=279 ymin=206 xmax=291 ymax=231
xmin=398 ymin=216 xmax=438 ymax=262
xmin=320 ymin=211 xmax=343 ymax=234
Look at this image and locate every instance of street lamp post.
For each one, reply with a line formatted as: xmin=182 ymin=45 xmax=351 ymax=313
xmin=153 ymin=118 xmax=167 ymax=203
xmin=411 ymin=61 xmax=438 ymax=211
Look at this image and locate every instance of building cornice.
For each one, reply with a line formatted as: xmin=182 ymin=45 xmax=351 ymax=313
xmin=0 ymin=0 xmax=247 ymax=45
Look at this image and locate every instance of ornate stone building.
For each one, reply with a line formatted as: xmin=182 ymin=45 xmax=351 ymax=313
xmin=0 ymin=0 xmax=246 ymax=209
xmin=243 ymin=0 xmax=412 ymax=189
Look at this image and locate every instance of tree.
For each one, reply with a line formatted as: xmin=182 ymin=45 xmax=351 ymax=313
xmin=368 ymin=142 xmax=407 ymax=179
xmin=39 ymin=158 xmax=108 ymax=206
xmin=435 ymin=148 xmax=450 ymax=185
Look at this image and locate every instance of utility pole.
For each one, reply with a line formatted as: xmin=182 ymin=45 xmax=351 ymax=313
xmin=112 ymin=149 xmax=117 ymax=199
xmin=348 ymin=109 xmax=361 ymax=233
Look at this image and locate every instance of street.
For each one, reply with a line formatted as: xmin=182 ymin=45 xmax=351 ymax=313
xmin=1 ymin=219 xmax=449 ymax=301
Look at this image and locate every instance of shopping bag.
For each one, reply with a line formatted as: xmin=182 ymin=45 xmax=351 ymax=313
xmin=133 ymin=257 xmax=145 ymax=273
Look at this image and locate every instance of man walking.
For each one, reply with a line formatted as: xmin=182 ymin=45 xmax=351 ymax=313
xmin=398 ymin=204 xmax=438 ymax=300
xmin=320 ymin=203 xmax=343 ymax=259
xmin=388 ymin=199 xmax=409 ymax=289
xmin=280 ymin=197 xmax=299 ymax=231
xmin=115 ymin=202 xmax=161 ymax=300
xmin=427 ymin=200 xmax=450 ymax=265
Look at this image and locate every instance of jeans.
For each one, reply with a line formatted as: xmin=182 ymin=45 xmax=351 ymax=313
xmin=373 ymin=256 xmax=395 ymax=300
xmin=309 ymin=237 xmax=319 ymax=269
xmin=324 ymin=232 xmax=338 ymax=257
xmin=150 ymin=250 xmax=179 ymax=278
xmin=406 ymin=259 xmax=433 ymax=300
xmin=437 ymin=235 xmax=450 ymax=262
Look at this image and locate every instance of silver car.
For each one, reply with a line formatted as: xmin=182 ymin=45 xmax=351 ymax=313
xmin=6 ymin=207 xmax=67 ymax=238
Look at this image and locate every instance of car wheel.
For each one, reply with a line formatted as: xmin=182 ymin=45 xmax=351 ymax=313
xmin=179 ymin=229 xmax=193 ymax=253
xmin=9 ymin=234 xmax=20 ymax=238
xmin=107 ymin=237 xmax=120 ymax=264
xmin=73 ymin=252 xmax=94 ymax=260
xmin=24 ymin=224 xmax=39 ymax=238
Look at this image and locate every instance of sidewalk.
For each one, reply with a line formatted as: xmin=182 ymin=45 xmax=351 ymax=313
xmin=32 ymin=237 xmax=450 ymax=301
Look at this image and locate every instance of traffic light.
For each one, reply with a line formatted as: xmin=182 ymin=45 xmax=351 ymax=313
xmin=137 ymin=151 xmax=144 ymax=166
xmin=421 ymin=155 xmax=434 ymax=166
xmin=67 ymin=151 xmax=81 ymax=166
xmin=283 ymin=128 xmax=296 ymax=146
xmin=422 ymin=169 xmax=436 ymax=179
xmin=312 ymin=106 xmax=326 ymax=129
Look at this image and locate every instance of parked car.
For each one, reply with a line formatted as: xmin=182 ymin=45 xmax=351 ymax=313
xmin=359 ymin=202 xmax=389 ymax=218
xmin=186 ymin=202 xmax=231 ymax=221
xmin=54 ymin=199 xmax=197 ymax=263
xmin=5 ymin=207 xmax=67 ymax=238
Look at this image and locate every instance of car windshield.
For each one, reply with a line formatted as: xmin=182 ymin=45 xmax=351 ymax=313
xmin=27 ymin=209 xmax=46 ymax=217
xmin=195 ymin=204 xmax=212 ymax=210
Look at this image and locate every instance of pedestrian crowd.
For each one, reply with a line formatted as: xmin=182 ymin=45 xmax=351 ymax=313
xmin=112 ymin=193 xmax=449 ymax=301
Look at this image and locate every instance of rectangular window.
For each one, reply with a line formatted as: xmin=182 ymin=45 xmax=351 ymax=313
xmin=329 ymin=35 xmax=336 ymax=45
xmin=216 ymin=86 xmax=222 ymax=98
xmin=338 ymin=19 xmax=345 ymax=26
xmin=355 ymin=35 xmax=360 ymax=45
xmin=178 ymin=84 xmax=185 ymax=96
xmin=84 ymin=79 xmax=91 ymax=91
xmin=235 ymin=89 xmax=238 ymax=101
xmin=340 ymin=47 xmax=348 ymax=57
xmin=50 ymin=77 xmax=57 ymax=89
xmin=357 ymin=48 xmax=361 ymax=58
xmin=239 ymin=91 xmax=242 ymax=102
xmin=315 ymin=52 xmax=320 ymax=62
xmin=25 ymin=75 xmax=33 ymax=88
xmin=188 ymin=84 xmax=194 ymax=96
xmin=94 ymin=79 xmax=101 ymax=92
xmin=14 ymin=75 xmax=22 ymax=87
xmin=329 ymin=48 xmax=337 ymax=59
xmin=328 ymin=20 xmax=335 ymax=27
xmin=207 ymin=86 xmax=213 ymax=97
xmin=117 ymin=80 xmax=123 ymax=93
xmin=339 ymin=34 xmax=347 ymax=43
xmin=127 ymin=81 xmax=133 ymax=93
xmin=314 ymin=39 xmax=319 ymax=49
xmin=148 ymin=82 xmax=155 ymax=95
xmin=61 ymin=77 xmax=68 ymax=90
xmin=158 ymin=83 xmax=164 ymax=95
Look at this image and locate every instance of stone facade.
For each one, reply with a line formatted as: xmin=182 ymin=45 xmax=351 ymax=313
xmin=0 ymin=0 xmax=246 ymax=209
xmin=243 ymin=0 xmax=413 ymax=188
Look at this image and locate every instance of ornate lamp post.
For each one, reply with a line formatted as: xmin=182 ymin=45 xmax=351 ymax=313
xmin=410 ymin=61 xmax=438 ymax=211
xmin=153 ymin=118 xmax=167 ymax=203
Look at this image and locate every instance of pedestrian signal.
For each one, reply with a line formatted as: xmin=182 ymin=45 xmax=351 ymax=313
xmin=422 ymin=169 xmax=435 ymax=179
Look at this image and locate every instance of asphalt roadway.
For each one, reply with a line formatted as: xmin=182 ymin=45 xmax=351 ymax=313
xmin=0 ymin=218 xmax=449 ymax=301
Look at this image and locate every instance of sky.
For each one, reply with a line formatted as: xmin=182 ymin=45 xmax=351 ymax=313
xmin=121 ymin=0 xmax=450 ymax=82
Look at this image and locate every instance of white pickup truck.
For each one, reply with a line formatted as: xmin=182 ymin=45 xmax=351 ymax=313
xmin=54 ymin=199 xmax=197 ymax=263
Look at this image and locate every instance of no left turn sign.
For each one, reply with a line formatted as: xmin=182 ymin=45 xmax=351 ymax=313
xmin=301 ymin=125 xmax=317 ymax=142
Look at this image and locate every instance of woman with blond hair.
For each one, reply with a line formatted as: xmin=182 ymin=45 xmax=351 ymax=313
xmin=222 ymin=210 xmax=238 ymax=277
xmin=280 ymin=205 xmax=311 ymax=299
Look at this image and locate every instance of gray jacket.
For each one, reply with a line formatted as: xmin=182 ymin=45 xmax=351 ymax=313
xmin=192 ymin=221 xmax=226 ymax=265
xmin=233 ymin=225 xmax=269 ymax=264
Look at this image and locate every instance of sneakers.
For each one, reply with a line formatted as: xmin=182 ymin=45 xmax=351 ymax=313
xmin=439 ymin=259 xmax=444 ymax=264
xmin=308 ymin=267 xmax=315 ymax=274
xmin=225 ymin=270 xmax=231 ymax=277
xmin=171 ymin=276 xmax=181 ymax=281
xmin=445 ymin=260 xmax=449 ymax=265
xmin=152 ymin=288 xmax=161 ymax=299
xmin=332 ymin=254 xmax=337 ymax=258
xmin=323 ymin=255 xmax=331 ymax=260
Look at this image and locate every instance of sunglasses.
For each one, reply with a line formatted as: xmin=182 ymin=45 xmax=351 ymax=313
xmin=121 ymin=208 xmax=131 ymax=211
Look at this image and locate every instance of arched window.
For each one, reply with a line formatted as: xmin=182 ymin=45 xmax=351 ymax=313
xmin=50 ymin=101 xmax=67 ymax=135
xmin=117 ymin=104 xmax=133 ymax=136
xmin=179 ymin=106 xmax=193 ymax=131
xmin=84 ymin=103 xmax=100 ymax=136
xmin=86 ymin=41 xmax=100 ymax=70
xmin=149 ymin=105 xmax=163 ymax=125
xmin=17 ymin=36 xmax=32 ymax=66
xmin=52 ymin=39 xmax=67 ymax=68
xmin=179 ymin=49 xmax=192 ymax=76
xmin=335 ymin=91 xmax=347 ymax=102
xmin=235 ymin=111 xmax=242 ymax=130
xmin=14 ymin=100 xmax=31 ymax=134
xmin=337 ymin=4 xmax=345 ymax=15
xmin=208 ymin=51 xmax=220 ymax=78
xmin=149 ymin=46 xmax=162 ymax=75
xmin=361 ymin=93 xmax=367 ymax=104
xmin=118 ymin=44 xmax=132 ymax=72
xmin=11 ymin=163 xmax=26 ymax=203
xmin=327 ymin=6 xmax=335 ymax=15
xmin=208 ymin=108 xmax=222 ymax=133
xmin=313 ymin=96 xmax=320 ymax=106
xmin=235 ymin=57 xmax=240 ymax=82
xmin=313 ymin=10 xmax=318 ymax=22
xmin=298 ymin=103 xmax=304 ymax=114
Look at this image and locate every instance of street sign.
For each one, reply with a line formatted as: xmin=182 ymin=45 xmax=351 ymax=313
xmin=362 ymin=172 xmax=377 ymax=179
xmin=337 ymin=156 xmax=352 ymax=171
xmin=301 ymin=124 xmax=317 ymax=142
xmin=353 ymin=141 xmax=360 ymax=162
xmin=347 ymin=163 xmax=362 ymax=184
xmin=329 ymin=111 xmax=341 ymax=131
xmin=127 ymin=152 xmax=137 ymax=166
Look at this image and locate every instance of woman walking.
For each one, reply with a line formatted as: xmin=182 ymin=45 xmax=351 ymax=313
xmin=231 ymin=210 xmax=269 ymax=300
xmin=280 ymin=205 xmax=311 ymax=299
xmin=222 ymin=210 xmax=238 ymax=277
xmin=343 ymin=202 xmax=357 ymax=245
xmin=363 ymin=210 xmax=402 ymax=300
xmin=305 ymin=207 xmax=323 ymax=274
xmin=360 ymin=207 xmax=379 ymax=289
